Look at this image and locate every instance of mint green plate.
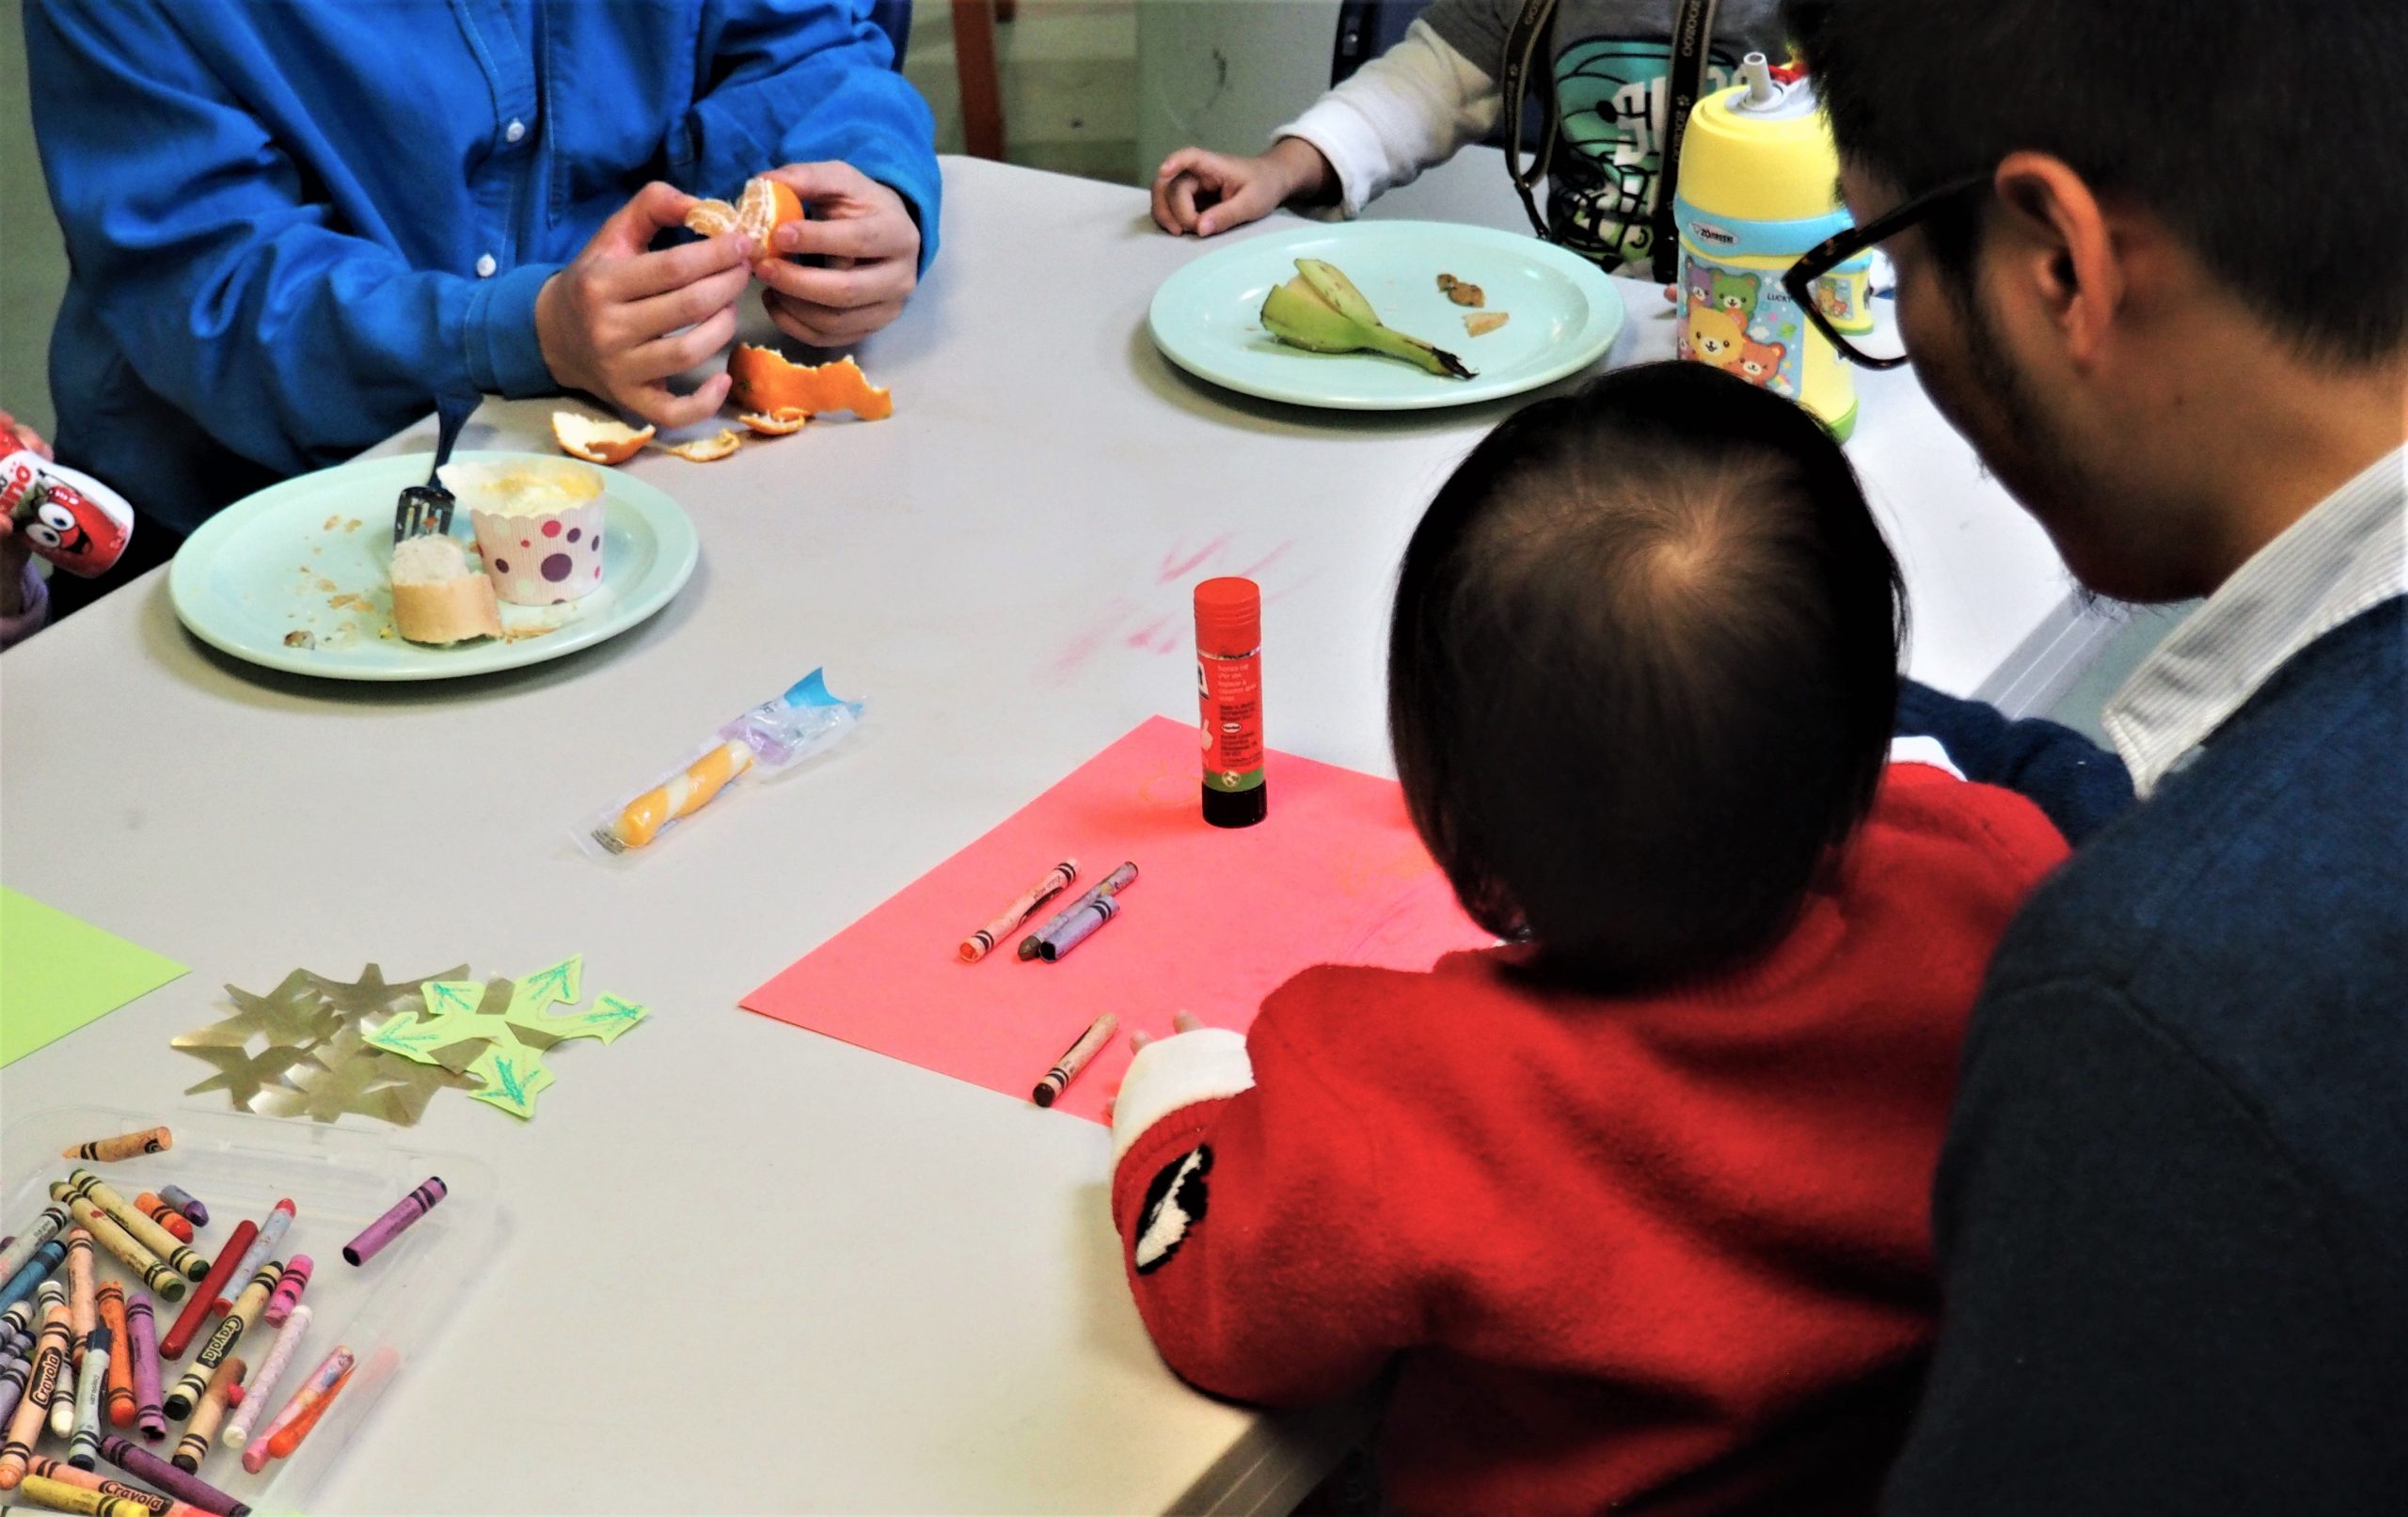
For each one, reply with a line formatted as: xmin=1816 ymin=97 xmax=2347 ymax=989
xmin=1149 ymin=220 xmax=1626 ymax=411
xmin=169 ymin=450 xmax=698 ymax=681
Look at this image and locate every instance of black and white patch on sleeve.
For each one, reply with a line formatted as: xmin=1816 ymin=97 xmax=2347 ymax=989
xmin=1133 ymin=1146 xmax=1212 ymax=1274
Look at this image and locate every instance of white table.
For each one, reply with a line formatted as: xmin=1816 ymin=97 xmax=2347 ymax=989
xmin=0 ymin=157 xmax=2087 ymax=1513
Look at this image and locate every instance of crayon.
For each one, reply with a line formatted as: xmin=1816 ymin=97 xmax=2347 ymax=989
xmin=67 ymin=1327 xmax=109 ymax=1468
xmin=1019 ymin=861 xmax=1137 ymax=959
xmin=154 ymin=1191 xmax=206 ymax=1230
xmin=59 ymin=1131 xmax=170 ymax=1164
xmin=960 ymin=860 xmax=1078 ymax=963
xmin=48 ymin=1200 xmax=181 ymax=1306
xmin=0 ymin=1243 xmax=65 ymax=1321
xmin=66 ymin=1231 xmax=96 ymax=1367
xmin=262 ymin=1360 xmax=353 ymax=1462
xmin=219 ymin=1307 xmax=306 ymax=1455
xmin=54 ymin=1175 xmax=206 ymax=1282
xmin=260 ymin=1258 xmax=309 ymax=1329
xmin=0 ymin=1209 xmax=68 ymax=1292
xmin=94 ymin=1288 xmax=131 ymax=1430
xmin=122 ymin=1300 xmax=162 ymax=1444
xmin=24 ymin=1457 xmax=210 ymax=1517
xmin=157 ymin=1225 xmax=253 ymax=1363
xmin=1032 ymin=1013 xmax=1118 ymax=1107
xmin=1036 ymin=890 xmax=1122 ymax=960
xmin=171 ymin=1356 xmax=241 ymax=1473
xmin=164 ymin=1266 xmax=276 ymax=1420
xmin=15 ymin=1471 xmax=153 ymax=1517
xmin=0 ymin=1357 xmax=24 ymax=1432
xmin=342 ymin=1178 xmax=445 ymax=1267
xmin=0 ymin=1308 xmax=71 ymax=1489
xmin=242 ymin=1347 xmax=351 ymax=1474
xmin=129 ymin=1199 xmax=191 ymax=1248
xmin=212 ymin=1205 xmax=291 ymax=1314
xmin=97 ymin=1438 xmax=249 ymax=1517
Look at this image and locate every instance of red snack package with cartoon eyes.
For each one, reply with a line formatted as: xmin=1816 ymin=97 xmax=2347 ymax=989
xmin=0 ymin=449 xmax=135 ymax=577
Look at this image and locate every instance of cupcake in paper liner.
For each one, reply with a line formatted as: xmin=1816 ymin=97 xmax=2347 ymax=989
xmin=453 ymin=460 xmax=609 ymax=606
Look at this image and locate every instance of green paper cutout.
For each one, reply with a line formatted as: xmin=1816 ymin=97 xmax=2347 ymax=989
xmin=2 ymin=888 xmax=189 ymax=1067
xmin=360 ymin=1013 xmax=456 ymax=1065
xmin=516 ymin=956 xmax=582 ymax=1011
xmin=467 ymin=1043 xmax=554 ymax=1119
xmin=511 ymin=990 xmax=650 ymax=1046
xmin=421 ymin=979 xmax=483 ymax=1017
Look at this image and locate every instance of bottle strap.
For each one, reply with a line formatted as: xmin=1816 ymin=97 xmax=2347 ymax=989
xmin=1650 ymin=0 xmax=1721 ymax=282
xmin=1500 ymin=0 xmax=1561 ymax=241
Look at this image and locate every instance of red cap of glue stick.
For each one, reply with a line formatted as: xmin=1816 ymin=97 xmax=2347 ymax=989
xmin=1194 ymin=577 xmax=1259 ymax=656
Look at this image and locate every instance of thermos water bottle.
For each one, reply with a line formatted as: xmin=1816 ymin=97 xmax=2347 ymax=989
xmin=1672 ymin=54 xmax=1875 ymax=437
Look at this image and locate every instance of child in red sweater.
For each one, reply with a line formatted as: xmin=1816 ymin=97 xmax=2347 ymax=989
xmin=1111 ymin=362 xmax=2069 ymax=1516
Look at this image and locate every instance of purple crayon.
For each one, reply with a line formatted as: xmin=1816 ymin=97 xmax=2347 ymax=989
xmin=343 ymin=1177 xmax=445 ymax=1267
xmin=124 ymin=1296 xmax=165 ymax=1442
xmin=1017 ymin=861 xmax=1138 ymax=960
xmin=263 ymin=1256 xmax=310 ymax=1326
xmin=1037 ymin=890 xmax=1123 ymax=961
xmin=157 ymin=1187 xmax=208 ymax=1228
xmin=100 ymin=1434 xmax=251 ymax=1517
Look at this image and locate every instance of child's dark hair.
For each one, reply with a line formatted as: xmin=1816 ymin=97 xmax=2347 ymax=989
xmin=1388 ymin=361 xmax=1905 ymax=989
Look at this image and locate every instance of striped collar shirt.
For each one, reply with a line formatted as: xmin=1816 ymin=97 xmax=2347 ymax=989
xmin=2103 ymin=446 xmax=2406 ymax=798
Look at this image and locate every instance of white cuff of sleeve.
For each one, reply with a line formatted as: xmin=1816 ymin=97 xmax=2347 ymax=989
xmin=1112 ymin=1028 xmax=1254 ymax=1163
xmin=1889 ymin=734 xmax=1966 ymax=781
xmin=1275 ymin=111 xmax=1385 ymax=220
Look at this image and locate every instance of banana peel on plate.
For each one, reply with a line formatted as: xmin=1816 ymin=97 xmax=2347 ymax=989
xmin=1259 ymin=259 xmax=1474 ymax=380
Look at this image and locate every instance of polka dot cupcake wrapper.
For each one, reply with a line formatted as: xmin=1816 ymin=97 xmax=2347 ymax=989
xmin=470 ymin=500 xmax=608 ymax=606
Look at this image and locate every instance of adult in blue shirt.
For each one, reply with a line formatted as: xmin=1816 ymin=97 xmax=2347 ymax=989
xmin=25 ymin=0 xmax=939 ymax=608
xmin=1783 ymin=0 xmax=2405 ymax=1511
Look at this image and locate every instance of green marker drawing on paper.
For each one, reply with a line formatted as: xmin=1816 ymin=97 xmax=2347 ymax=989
xmin=422 ymin=980 xmax=483 ymax=1016
xmin=516 ymin=956 xmax=582 ymax=1011
xmin=467 ymin=1043 xmax=553 ymax=1119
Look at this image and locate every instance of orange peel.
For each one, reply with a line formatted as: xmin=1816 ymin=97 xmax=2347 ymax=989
xmin=683 ymin=175 xmax=803 ymax=245
xmin=738 ymin=407 xmax=811 ymax=436
xmin=659 ymin=429 xmax=741 ymax=463
xmin=551 ymin=411 xmax=655 ymax=466
xmin=727 ymin=346 xmax=894 ymax=421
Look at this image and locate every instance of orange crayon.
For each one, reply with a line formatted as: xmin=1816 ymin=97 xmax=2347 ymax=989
xmin=95 ymin=1285 xmax=133 ymax=1429
xmin=131 ymin=1197 xmax=193 ymax=1246
xmin=61 ymin=1130 xmax=171 ymax=1163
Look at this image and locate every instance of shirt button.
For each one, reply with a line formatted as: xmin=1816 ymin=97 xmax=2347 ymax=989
xmin=505 ymin=119 xmax=526 ymax=144
xmin=475 ymin=254 xmax=498 ymax=277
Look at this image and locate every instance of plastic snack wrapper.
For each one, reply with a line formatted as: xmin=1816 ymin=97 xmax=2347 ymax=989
xmin=1 ymin=449 xmax=135 ymax=577
xmin=578 ymin=670 xmax=864 ymax=861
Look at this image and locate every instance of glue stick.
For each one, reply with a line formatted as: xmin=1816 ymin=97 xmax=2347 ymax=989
xmin=1195 ymin=577 xmax=1266 ymax=828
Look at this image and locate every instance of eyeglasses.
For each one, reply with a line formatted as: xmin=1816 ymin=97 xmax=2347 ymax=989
xmin=1783 ymin=172 xmax=1991 ymax=370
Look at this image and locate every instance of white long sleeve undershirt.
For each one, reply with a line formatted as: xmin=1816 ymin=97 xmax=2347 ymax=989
xmin=1274 ymin=20 xmax=1502 ymax=219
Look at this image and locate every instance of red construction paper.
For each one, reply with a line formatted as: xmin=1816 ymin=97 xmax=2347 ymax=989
xmin=740 ymin=716 xmax=1491 ymax=1122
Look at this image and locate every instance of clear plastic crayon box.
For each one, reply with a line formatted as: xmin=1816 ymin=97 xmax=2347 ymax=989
xmin=2 ymin=1104 xmax=498 ymax=1515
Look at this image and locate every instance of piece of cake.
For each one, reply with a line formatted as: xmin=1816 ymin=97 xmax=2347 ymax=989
xmin=451 ymin=460 xmax=610 ymax=607
xmin=389 ymin=534 xmax=502 ymax=644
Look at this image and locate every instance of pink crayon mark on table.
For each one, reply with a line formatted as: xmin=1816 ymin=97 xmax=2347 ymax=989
xmin=1156 ymin=536 xmax=1233 ymax=584
xmin=1049 ymin=538 xmax=1306 ymax=682
xmin=740 ymin=717 xmax=1490 ymax=1122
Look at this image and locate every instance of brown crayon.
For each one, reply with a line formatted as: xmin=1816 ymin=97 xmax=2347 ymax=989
xmin=1031 ymin=1012 xmax=1118 ymax=1107
xmin=172 ymin=1356 xmax=242 ymax=1473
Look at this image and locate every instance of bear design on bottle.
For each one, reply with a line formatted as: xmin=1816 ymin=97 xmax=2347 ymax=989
xmin=1683 ymin=307 xmax=1746 ymax=367
xmin=1735 ymin=337 xmax=1787 ymax=387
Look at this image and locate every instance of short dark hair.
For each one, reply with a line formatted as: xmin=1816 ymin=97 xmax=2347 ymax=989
xmin=1387 ymin=362 xmax=1905 ymax=991
xmin=1785 ymin=0 xmax=2408 ymax=366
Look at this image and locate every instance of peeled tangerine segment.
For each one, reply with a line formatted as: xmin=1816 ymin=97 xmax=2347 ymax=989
xmin=551 ymin=411 xmax=655 ymax=465
xmin=738 ymin=407 xmax=811 ymax=436
xmin=727 ymin=346 xmax=894 ymax=420
xmin=683 ymin=176 xmax=803 ymax=245
xmin=661 ymin=429 xmax=742 ymax=463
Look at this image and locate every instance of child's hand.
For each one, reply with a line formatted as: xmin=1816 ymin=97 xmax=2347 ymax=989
xmin=1151 ymin=139 xmax=1334 ymax=238
xmin=1107 ymin=1011 xmax=1208 ymax=1120
xmin=535 ymin=182 xmax=754 ymax=429
xmin=753 ymin=162 xmax=923 ymax=347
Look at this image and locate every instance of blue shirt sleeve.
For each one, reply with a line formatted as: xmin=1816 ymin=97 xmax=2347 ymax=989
xmin=1894 ymin=679 xmax=2136 ymax=845
xmin=24 ymin=1 xmax=562 ymax=481
xmin=677 ymin=0 xmax=943 ymax=269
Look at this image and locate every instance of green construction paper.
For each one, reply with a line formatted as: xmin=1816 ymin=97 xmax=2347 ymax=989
xmin=1 ymin=888 xmax=189 ymax=1067
xmin=360 ymin=1013 xmax=456 ymax=1066
xmin=467 ymin=1043 xmax=554 ymax=1119
xmin=515 ymin=955 xmax=582 ymax=1011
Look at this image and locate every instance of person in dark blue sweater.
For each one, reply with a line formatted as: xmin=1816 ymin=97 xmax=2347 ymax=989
xmin=1782 ymin=0 xmax=2408 ymax=1510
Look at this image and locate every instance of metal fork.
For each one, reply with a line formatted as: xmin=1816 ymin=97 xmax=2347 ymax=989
xmin=392 ymin=392 xmax=478 ymax=543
